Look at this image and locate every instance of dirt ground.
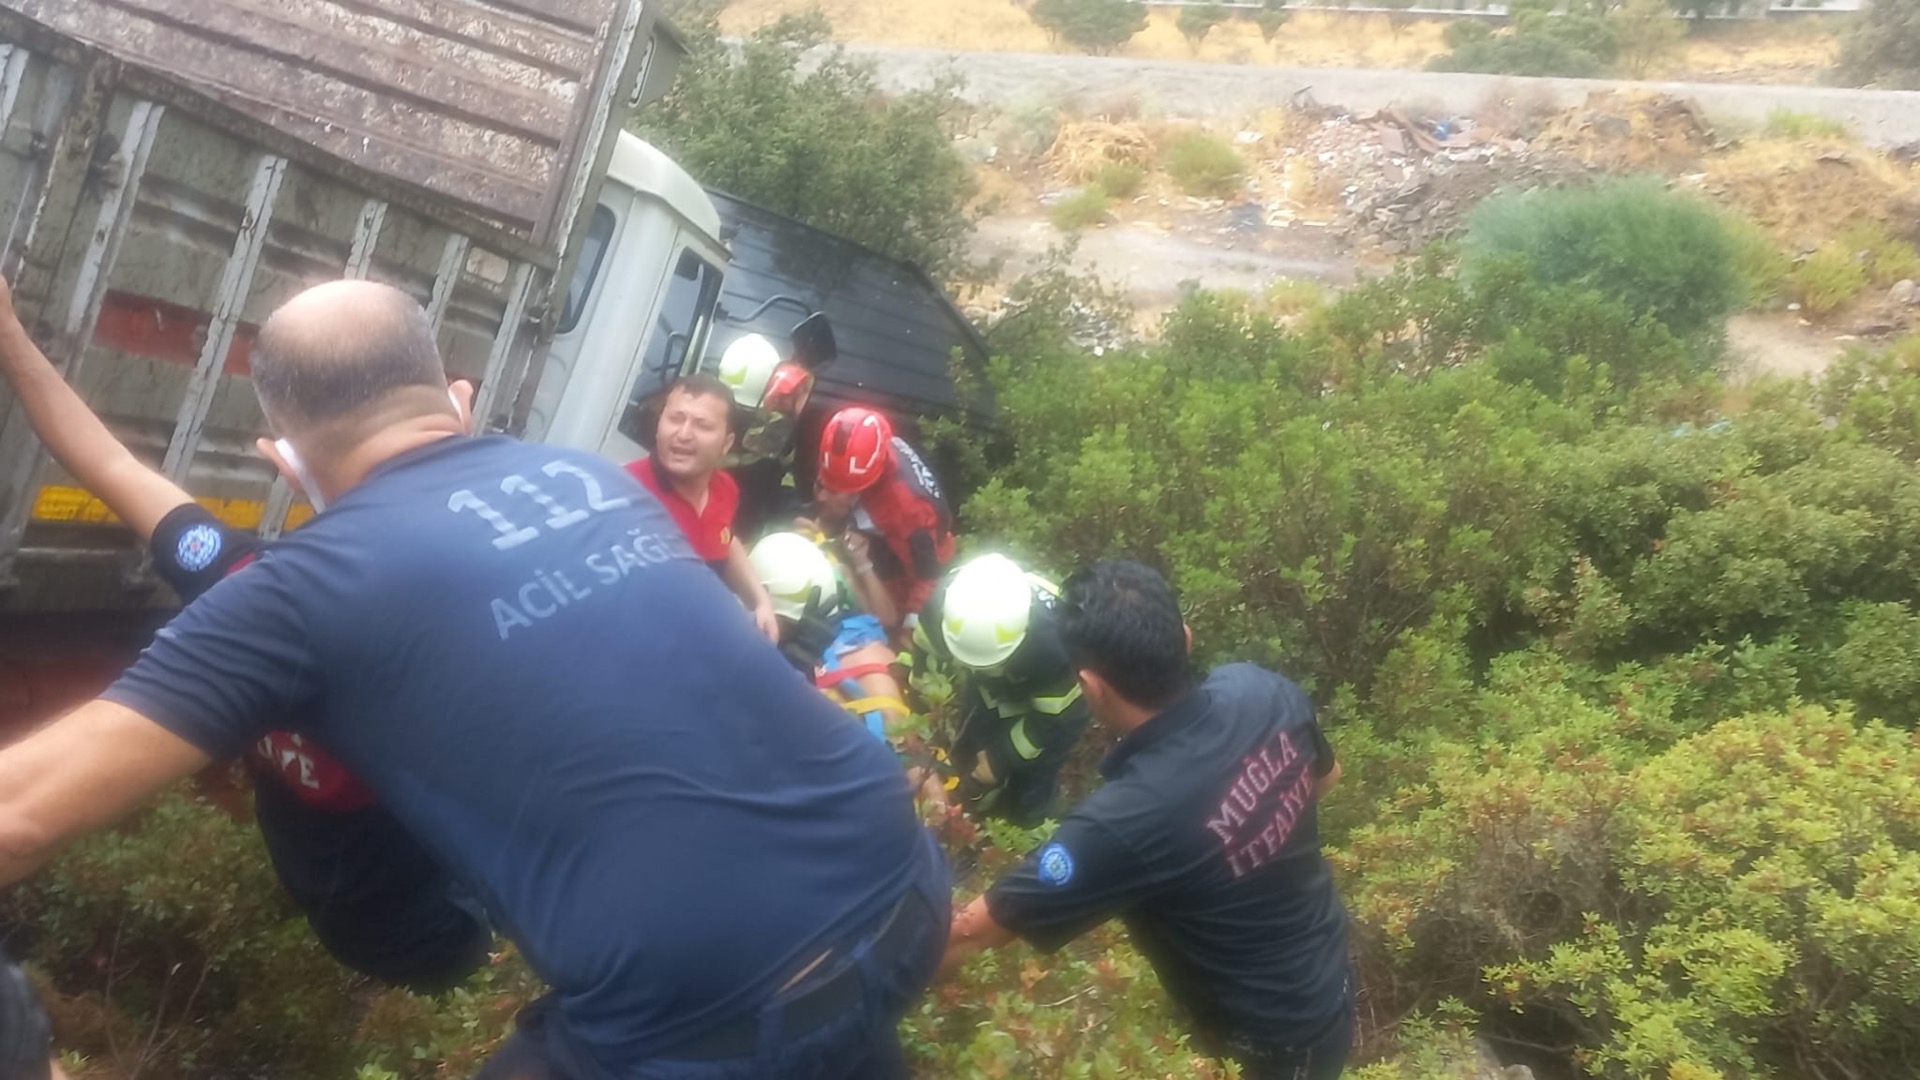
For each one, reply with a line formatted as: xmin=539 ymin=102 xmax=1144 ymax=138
xmin=723 ymin=0 xmax=1843 ymax=85
xmin=966 ymin=89 xmax=1920 ymax=358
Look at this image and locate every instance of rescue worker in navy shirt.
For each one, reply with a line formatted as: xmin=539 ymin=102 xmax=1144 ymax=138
xmin=915 ymin=553 xmax=1090 ymax=826
xmin=941 ymin=560 xmax=1355 ymax=1080
xmin=0 ymin=279 xmax=949 ymax=1079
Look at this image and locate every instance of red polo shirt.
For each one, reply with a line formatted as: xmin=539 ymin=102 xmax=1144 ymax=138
xmin=626 ymin=456 xmax=739 ymax=567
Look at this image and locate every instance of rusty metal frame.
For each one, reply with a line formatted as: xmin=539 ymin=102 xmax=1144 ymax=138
xmin=0 ymin=53 xmax=116 ymax=580
xmin=0 ymin=44 xmax=29 ymax=131
xmin=160 ymin=151 xmax=287 ymax=483
xmin=540 ymin=0 xmax=650 ymax=322
xmin=62 ymin=99 xmax=162 ymax=356
xmin=424 ymin=232 xmax=470 ymax=333
xmin=344 ymin=197 xmax=387 ymax=280
xmin=471 ymin=260 xmax=537 ymax=432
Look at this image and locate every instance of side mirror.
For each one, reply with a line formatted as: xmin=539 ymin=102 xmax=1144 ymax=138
xmin=790 ymin=313 xmax=837 ymax=372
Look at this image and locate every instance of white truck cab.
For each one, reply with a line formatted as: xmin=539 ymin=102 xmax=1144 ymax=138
xmin=530 ymin=134 xmax=732 ymax=464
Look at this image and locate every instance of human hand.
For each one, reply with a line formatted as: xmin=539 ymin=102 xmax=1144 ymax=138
xmin=0 ymin=945 xmax=52 ymax=1080
xmin=840 ymin=529 xmax=871 ymax=571
xmin=753 ymin=598 xmax=781 ymax=643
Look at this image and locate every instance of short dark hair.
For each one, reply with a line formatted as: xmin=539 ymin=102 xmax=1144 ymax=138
xmin=664 ymin=372 xmax=738 ymax=434
xmin=252 ymin=281 xmax=446 ymax=433
xmin=1059 ymin=560 xmax=1192 ymax=709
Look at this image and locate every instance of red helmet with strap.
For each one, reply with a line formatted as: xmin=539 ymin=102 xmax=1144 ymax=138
xmin=818 ymin=406 xmax=894 ymax=493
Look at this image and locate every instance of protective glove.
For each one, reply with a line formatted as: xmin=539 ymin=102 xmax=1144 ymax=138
xmin=0 ymin=945 xmax=52 ymax=1080
xmin=778 ymin=588 xmax=839 ymax=675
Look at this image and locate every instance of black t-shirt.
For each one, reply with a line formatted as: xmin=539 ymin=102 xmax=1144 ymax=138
xmin=986 ymin=663 xmax=1351 ymax=1043
xmin=919 ymin=570 xmax=1079 ymax=707
xmin=149 ymin=503 xmax=263 ymax=602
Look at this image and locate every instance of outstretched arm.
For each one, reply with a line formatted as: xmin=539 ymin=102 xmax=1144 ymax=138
xmin=0 ymin=279 xmax=193 ymax=541
xmin=939 ymin=893 xmax=1017 ymax=980
xmin=0 ymin=700 xmax=213 ymax=889
xmin=722 ymin=537 xmax=779 ymax=642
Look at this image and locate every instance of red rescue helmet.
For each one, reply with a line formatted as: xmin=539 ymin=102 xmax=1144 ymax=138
xmin=818 ymin=406 xmax=894 ymax=493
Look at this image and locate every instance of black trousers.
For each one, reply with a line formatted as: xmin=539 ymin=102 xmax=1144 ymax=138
xmin=252 ymin=773 xmax=490 ymax=992
xmin=1214 ymin=999 xmax=1354 ymax=1080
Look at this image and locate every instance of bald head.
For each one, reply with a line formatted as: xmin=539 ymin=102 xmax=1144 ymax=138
xmin=252 ymin=280 xmax=450 ymax=443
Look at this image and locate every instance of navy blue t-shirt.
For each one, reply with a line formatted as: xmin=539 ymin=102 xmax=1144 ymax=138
xmin=986 ymin=663 xmax=1351 ymax=1044
xmin=104 ymin=435 xmax=923 ymax=1069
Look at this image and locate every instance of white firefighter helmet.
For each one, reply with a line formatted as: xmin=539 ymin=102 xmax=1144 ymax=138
xmin=750 ymin=532 xmax=841 ymax=622
xmin=717 ymin=334 xmax=784 ymax=410
xmin=941 ymin=553 xmax=1034 ymax=670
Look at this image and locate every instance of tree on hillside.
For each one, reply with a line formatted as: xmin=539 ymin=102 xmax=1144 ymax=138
xmin=1029 ymin=0 xmax=1150 ymax=55
xmin=1253 ymin=0 xmax=1292 ymax=43
xmin=635 ymin=11 xmax=978 ymax=277
xmin=1610 ymin=0 xmax=1687 ymax=77
xmin=1838 ymin=0 xmax=1920 ymax=88
xmin=1177 ymin=2 xmax=1228 ymax=53
xmin=1381 ymin=0 xmax=1419 ymax=38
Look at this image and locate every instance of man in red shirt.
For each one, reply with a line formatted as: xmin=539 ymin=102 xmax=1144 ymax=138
xmin=626 ymin=374 xmax=779 ymax=641
xmin=815 ymin=406 xmax=955 ymax=624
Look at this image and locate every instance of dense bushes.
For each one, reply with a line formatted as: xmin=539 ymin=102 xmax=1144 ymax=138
xmin=961 ymin=233 xmax=1920 ymax=1074
xmin=1461 ymin=178 xmax=1746 ymax=350
xmin=637 ymin=12 xmax=976 ymax=276
xmin=10 ymin=178 xmax=1920 ymax=1080
xmin=1837 ymin=0 xmax=1920 ymax=89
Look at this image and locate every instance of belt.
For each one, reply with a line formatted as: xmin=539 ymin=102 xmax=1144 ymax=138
xmin=670 ymin=889 xmax=932 ymax=1062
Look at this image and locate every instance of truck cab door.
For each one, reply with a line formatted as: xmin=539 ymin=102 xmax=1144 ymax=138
xmin=529 ymin=196 xmax=723 ymax=460
xmin=599 ymin=247 xmax=722 ymax=462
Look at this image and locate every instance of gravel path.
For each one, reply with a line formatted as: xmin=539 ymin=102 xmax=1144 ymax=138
xmin=848 ymin=45 xmax=1920 ymax=147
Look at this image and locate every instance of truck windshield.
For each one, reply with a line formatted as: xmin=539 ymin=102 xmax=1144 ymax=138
xmin=558 ymin=206 xmax=617 ymax=335
xmin=618 ymin=249 xmax=721 ymax=444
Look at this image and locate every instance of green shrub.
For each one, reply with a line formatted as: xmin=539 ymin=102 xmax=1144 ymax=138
xmin=1429 ymin=6 xmax=1619 ymax=77
xmin=1028 ymin=0 xmax=1148 ymax=55
xmin=1610 ymin=0 xmax=1686 ymax=77
xmin=1441 ymin=18 xmax=1494 ymax=49
xmin=1163 ymin=131 xmax=1244 ymax=198
xmin=1763 ymin=107 xmax=1852 ymax=140
xmin=1049 ymin=187 xmax=1112 ymax=232
xmin=1792 ymin=244 xmax=1870 ymax=316
xmin=1 ymin=790 xmax=367 ymax=1078
xmin=1721 ymin=214 xmax=1793 ymax=307
xmin=1092 ymin=160 xmax=1146 ymax=199
xmin=1176 ymin=2 xmax=1227 ymax=52
xmin=1461 ymin=177 xmax=1747 ymax=347
xmin=1836 ymin=220 xmax=1920 ymax=287
xmin=1253 ymin=0 xmax=1291 ymax=43
xmin=1836 ymin=0 xmax=1920 ymax=90
xmin=639 ymin=12 xmax=976 ymax=276
xmin=1346 ymin=702 xmax=1920 ymax=1080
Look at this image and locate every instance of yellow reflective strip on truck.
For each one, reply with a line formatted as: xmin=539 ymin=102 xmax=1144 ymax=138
xmin=30 ymin=484 xmax=313 ymax=531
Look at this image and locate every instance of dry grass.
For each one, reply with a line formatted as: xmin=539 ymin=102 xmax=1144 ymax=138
xmin=1698 ymin=141 xmax=1920 ymax=246
xmin=1669 ymin=20 xmax=1840 ymax=84
xmin=720 ymin=0 xmax=1451 ymax=68
xmin=720 ymin=0 xmax=1839 ymax=82
xmin=1045 ymin=120 xmax=1155 ymax=184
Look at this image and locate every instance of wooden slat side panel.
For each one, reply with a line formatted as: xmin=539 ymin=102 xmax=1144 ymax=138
xmin=0 ymin=0 xmax=629 ymax=241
